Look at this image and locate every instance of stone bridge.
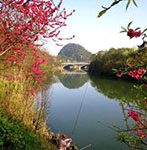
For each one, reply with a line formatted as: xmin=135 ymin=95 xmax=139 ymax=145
xmin=62 ymin=62 xmax=90 ymax=72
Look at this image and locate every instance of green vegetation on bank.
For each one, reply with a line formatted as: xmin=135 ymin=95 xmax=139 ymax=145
xmin=89 ymin=47 xmax=147 ymax=80
xmin=0 ymin=110 xmax=56 ymax=150
xmin=0 ymin=47 xmax=57 ymax=149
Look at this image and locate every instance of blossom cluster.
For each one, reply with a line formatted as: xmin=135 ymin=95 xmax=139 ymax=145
xmin=116 ymin=66 xmax=146 ymax=80
xmin=127 ymin=28 xmax=142 ymax=39
xmin=31 ymin=52 xmax=47 ymax=84
xmin=120 ymin=22 xmax=147 ymax=40
xmin=116 ymin=71 xmax=123 ymax=78
xmin=128 ymin=69 xmax=146 ymax=80
xmin=128 ymin=110 xmax=141 ymax=121
xmin=128 ymin=109 xmax=147 ymax=139
xmin=0 ymin=0 xmax=74 ymax=85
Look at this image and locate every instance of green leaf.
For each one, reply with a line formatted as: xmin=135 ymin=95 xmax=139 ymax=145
xmin=142 ymin=28 xmax=147 ymax=33
xmin=112 ymin=68 xmax=118 ymax=73
xmin=97 ymin=9 xmax=107 ymax=18
xmin=121 ymin=26 xmax=127 ymax=32
xmin=127 ymin=21 xmax=133 ymax=29
xmin=126 ymin=0 xmax=131 ymax=10
xmin=132 ymin=0 xmax=138 ymax=7
xmin=135 ymin=27 xmax=140 ymax=31
xmin=97 ymin=0 xmax=123 ymax=18
xmin=142 ymin=34 xmax=147 ymax=40
xmin=120 ymin=31 xmax=126 ymax=33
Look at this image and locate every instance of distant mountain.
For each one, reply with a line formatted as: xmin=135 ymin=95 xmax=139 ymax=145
xmin=58 ymin=43 xmax=92 ymax=62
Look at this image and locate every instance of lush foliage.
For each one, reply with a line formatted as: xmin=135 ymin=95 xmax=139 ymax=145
xmin=89 ymin=47 xmax=147 ymax=80
xmin=0 ymin=110 xmax=56 ymax=150
xmin=0 ymin=47 xmax=57 ymax=149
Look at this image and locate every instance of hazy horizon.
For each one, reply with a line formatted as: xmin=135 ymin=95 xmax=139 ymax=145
xmin=41 ymin=0 xmax=147 ymax=56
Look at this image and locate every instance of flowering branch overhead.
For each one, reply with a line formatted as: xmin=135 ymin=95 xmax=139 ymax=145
xmin=0 ymin=0 xmax=75 ymax=84
xmin=98 ymin=0 xmax=137 ymax=18
xmin=120 ymin=22 xmax=147 ymax=40
xmin=0 ymin=0 xmax=75 ymax=56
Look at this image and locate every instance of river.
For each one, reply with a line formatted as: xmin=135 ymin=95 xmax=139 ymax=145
xmin=45 ymin=73 xmax=146 ymax=150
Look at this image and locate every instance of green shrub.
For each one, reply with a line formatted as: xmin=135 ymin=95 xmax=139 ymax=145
xmin=0 ymin=111 xmax=55 ymax=150
xmin=89 ymin=47 xmax=147 ymax=77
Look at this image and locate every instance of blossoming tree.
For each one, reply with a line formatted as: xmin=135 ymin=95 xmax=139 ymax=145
xmin=0 ymin=0 xmax=74 ymax=83
xmin=0 ymin=0 xmax=75 ymax=136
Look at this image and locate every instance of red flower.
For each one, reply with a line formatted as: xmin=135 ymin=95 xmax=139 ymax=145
xmin=137 ymin=130 xmax=147 ymax=138
xmin=127 ymin=29 xmax=142 ymax=38
xmin=128 ymin=110 xmax=141 ymax=121
xmin=15 ymin=0 xmax=24 ymax=5
xmin=137 ymin=69 xmax=146 ymax=75
xmin=32 ymin=67 xmax=43 ymax=75
xmin=116 ymin=71 xmax=123 ymax=78
xmin=134 ymin=30 xmax=142 ymax=38
xmin=127 ymin=29 xmax=135 ymax=38
xmin=128 ymin=69 xmax=146 ymax=80
xmin=7 ymin=56 xmax=19 ymax=62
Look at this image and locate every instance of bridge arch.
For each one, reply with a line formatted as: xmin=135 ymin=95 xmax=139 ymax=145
xmin=63 ymin=64 xmax=75 ymax=71
xmin=80 ymin=64 xmax=89 ymax=72
xmin=62 ymin=62 xmax=90 ymax=72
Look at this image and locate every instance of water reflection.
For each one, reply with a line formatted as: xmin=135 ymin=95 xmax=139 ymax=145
xmin=47 ymin=74 xmax=146 ymax=150
xmin=57 ymin=74 xmax=88 ymax=89
xmin=89 ymin=75 xmax=147 ymax=110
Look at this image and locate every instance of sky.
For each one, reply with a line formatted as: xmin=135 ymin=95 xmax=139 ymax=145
xmin=42 ymin=0 xmax=147 ymax=56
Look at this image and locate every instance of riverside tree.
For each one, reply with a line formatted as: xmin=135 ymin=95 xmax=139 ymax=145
xmin=0 ymin=1 xmax=75 ymax=148
xmin=0 ymin=0 xmax=74 ymax=83
xmin=98 ymin=0 xmax=147 ymax=149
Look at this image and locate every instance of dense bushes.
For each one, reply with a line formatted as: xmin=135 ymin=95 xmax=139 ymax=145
xmin=0 ymin=110 xmax=56 ymax=150
xmin=89 ymin=47 xmax=147 ymax=79
xmin=0 ymin=47 xmax=56 ymax=149
xmin=0 ymin=22 xmax=57 ymax=148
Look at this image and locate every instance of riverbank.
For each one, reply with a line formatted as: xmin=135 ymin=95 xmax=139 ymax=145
xmin=0 ymin=47 xmax=58 ymax=149
xmin=0 ymin=109 xmax=56 ymax=150
xmin=89 ymin=47 xmax=147 ymax=83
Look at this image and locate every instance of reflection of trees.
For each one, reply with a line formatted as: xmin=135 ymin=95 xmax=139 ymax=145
xmin=90 ymin=75 xmax=147 ymax=149
xmin=58 ymin=74 xmax=88 ymax=89
xmin=89 ymin=75 xmax=147 ymax=107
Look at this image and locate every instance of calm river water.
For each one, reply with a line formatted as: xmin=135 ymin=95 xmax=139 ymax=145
xmin=45 ymin=73 xmax=144 ymax=150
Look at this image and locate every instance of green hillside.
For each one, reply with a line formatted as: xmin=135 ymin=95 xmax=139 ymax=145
xmin=58 ymin=43 xmax=92 ymax=62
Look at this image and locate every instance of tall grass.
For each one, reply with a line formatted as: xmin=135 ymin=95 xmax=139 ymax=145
xmin=0 ymin=48 xmax=56 ymax=149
